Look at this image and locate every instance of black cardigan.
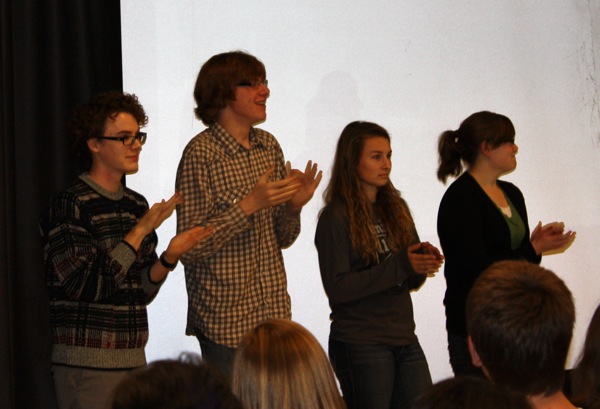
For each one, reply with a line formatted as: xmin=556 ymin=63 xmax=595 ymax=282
xmin=437 ymin=172 xmax=540 ymax=337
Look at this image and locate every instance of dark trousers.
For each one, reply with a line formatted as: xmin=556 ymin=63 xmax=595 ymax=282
xmin=329 ymin=339 xmax=432 ymax=409
xmin=194 ymin=327 xmax=236 ymax=381
xmin=447 ymin=332 xmax=486 ymax=378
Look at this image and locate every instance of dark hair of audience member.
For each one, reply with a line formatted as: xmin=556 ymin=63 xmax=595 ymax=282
xmin=231 ymin=319 xmax=346 ymax=409
xmin=466 ymin=260 xmax=575 ymax=397
xmin=568 ymin=303 xmax=600 ymax=408
xmin=411 ymin=376 xmax=532 ymax=409
xmin=110 ymin=353 xmax=244 ymax=409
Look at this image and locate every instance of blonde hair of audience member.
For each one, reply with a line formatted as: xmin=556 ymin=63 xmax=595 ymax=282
xmin=232 ymin=319 xmax=346 ymax=409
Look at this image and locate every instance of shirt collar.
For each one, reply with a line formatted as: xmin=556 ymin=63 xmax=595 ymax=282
xmin=210 ymin=123 xmax=273 ymax=156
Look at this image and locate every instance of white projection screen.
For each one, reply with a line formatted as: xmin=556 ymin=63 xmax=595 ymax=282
xmin=121 ymin=1 xmax=600 ymax=381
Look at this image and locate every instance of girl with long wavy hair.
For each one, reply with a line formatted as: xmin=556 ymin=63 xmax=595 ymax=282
xmin=315 ymin=121 xmax=443 ymax=409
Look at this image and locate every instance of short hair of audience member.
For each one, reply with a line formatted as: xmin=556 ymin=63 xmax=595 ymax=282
xmin=410 ymin=376 xmax=532 ymax=409
xmin=110 ymin=353 xmax=244 ymax=409
xmin=569 ymin=303 xmax=600 ymax=408
xmin=466 ymin=260 xmax=575 ymax=397
xmin=231 ymin=319 xmax=346 ymax=409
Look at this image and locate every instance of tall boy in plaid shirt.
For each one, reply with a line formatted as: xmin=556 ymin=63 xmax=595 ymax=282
xmin=176 ymin=51 xmax=322 ymax=378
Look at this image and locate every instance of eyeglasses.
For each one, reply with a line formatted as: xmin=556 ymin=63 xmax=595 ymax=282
xmin=237 ymin=79 xmax=269 ymax=88
xmin=97 ymin=132 xmax=147 ymax=146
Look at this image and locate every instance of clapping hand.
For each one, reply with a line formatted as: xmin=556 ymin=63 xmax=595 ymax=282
xmin=531 ymin=221 xmax=575 ymax=255
xmin=136 ymin=192 xmax=184 ymax=236
xmin=408 ymin=241 xmax=445 ymax=275
xmin=287 ymin=160 xmax=323 ymax=212
xmin=240 ymin=165 xmax=302 ymax=215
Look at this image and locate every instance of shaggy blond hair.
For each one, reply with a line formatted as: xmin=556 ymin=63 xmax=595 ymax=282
xmin=232 ymin=319 xmax=345 ymax=409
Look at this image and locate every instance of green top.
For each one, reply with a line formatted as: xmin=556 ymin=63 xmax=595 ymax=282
xmin=499 ymin=194 xmax=526 ymax=250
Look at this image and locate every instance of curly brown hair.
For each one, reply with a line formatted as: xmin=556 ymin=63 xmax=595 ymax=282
xmin=69 ymin=91 xmax=148 ymax=171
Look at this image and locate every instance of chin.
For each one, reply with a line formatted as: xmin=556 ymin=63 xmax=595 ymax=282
xmin=253 ymin=117 xmax=267 ymax=126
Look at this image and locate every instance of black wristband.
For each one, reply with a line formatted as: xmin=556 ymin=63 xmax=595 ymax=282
xmin=159 ymin=252 xmax=178 ymax=270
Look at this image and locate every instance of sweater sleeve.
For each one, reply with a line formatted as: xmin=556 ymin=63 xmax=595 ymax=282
xmin=315 ymin=204 xmax=417 ymax=305
xmin=41 ymin=192 xmax=138 ymax=302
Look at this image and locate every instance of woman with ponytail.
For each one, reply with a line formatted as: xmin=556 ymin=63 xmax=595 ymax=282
xmin=315 ymin=121 xmax=444 ymax=409
xmin=436 ymin=111 xmax=574 ymax=376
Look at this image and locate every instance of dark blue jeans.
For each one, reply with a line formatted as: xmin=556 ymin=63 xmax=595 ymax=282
xmin=447 ymin=332 xmax=486 ymax=378
xmin=194 ymin=328 xmax=236 ymax=381
xmin=329 ymin=339 xmax=432 ymax=409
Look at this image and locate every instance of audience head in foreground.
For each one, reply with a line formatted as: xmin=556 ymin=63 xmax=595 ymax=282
xmin=466 ymin=260 xmax=576 ymax=408
xmin=567 ymin=303 xmax=600 ymax=409
xmin=411 ymin=375 xmax=532 ymax=409
xmin=232 ymin=319 xmax=346 ymax=409
xmin=111 ymin=353 xmax=243 ymax=409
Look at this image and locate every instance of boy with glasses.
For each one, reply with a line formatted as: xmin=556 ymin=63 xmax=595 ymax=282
xmin=176 ymin=51 xmax=322 ymax=379
xmin=40 ymin=91 xmax=213 ymax=409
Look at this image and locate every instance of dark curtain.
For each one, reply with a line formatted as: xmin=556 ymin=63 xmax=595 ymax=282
xmin=1 ymin=1 xmax=123 ymax=408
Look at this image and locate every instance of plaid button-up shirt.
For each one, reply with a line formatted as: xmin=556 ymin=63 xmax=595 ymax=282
xmin=176 ymin=123 xmax=300 ymax=347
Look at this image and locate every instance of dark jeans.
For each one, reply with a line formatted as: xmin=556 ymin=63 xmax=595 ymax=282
xmin=194 ymin=327 xmax=236 ymax=381
xmin=329 ymin=339 xmax=432 ymax=409
xmin=447 ymin=332 xmax=486 ymax=378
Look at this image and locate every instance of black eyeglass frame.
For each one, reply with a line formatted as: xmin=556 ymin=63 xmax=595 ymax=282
xmin=237 ymin=79 xmax=269 ymax=88
xmin=96 ymin=132 xmax=147 ymax=146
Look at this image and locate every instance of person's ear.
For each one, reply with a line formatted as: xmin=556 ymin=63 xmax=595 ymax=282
xmin=480 ymin=141 xmax=493 ymax=157
xmin=87 ymin=138 xmax=100 ymax=153
xmin=467 ymin=335 xmax=483 ymax=368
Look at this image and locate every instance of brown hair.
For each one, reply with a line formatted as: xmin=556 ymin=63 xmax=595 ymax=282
xmin=466 ymin=260 xmax=575 ymax=397
xmin=437 ymin=111 xmax=515 ymax=183
xmin=69 ymin=91 xmax=147 ymax=172
xmin=232 ymin=319 xmax=345 ymax=409
xmin=411 ymin=376 xmax=532 ymax=409
xmin=323 ymin=121 xmax=415 ymax=262
xmin=570 ymin=303 xmax=600 ymax=407
xmin=193 ymin=51 xmax=266 ymax=126
xmin=111 ymin=353 xmax=243 ymax=409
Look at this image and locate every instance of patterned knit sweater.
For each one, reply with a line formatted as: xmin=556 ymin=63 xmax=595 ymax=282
xmin=40 ymin=174 xmax=161 ymax=369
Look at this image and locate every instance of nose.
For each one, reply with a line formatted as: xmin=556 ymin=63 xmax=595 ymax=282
xmin=383 ymin=156 xmax=392 ymax=169
xmin=259 ymin=83 xmax=270 ymax=98
xmin=131 ymin=138 xmax=143 ymax=150
xmin=513 ymin=143 xmax=518 ymax=153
